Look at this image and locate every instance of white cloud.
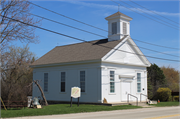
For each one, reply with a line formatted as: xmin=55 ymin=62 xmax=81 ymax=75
xmin=66 ymin=1 xmax=179 ymax=17
xmin=103 ymin=12 xmax=112 ymax=17
xmin=160 ymin=51 xmax=179 ymax=54
xmin=68 ymin=1 xmax=118 ymax=10
xmin=130 ymin=8 xmax=179 ymax=17
xmin=67 ymin=1 xmax=122 ymax=11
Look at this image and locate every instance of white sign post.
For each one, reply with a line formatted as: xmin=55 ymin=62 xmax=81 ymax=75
xmin=70 ymin=87 xmax=81 ymax=107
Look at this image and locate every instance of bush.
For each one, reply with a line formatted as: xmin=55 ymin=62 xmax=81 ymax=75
xmin=157 ymin=88 xmax=172 ymax=101
xmin=174 ymin=96 xmax=179 ymax=101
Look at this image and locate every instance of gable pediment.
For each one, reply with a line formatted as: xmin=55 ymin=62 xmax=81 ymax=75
xmin=102 ymin=37 xmax=150 ymax=66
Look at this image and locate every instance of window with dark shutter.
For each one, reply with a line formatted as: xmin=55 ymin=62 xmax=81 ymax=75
xmin=80 ymin=71 xmax=85 ymax=92
xmin=61 ymin=72 xmax=66 ymax=92
xmin=44 ymin=73 xmax=48 ymax=92
xmin=112 ymin=22 xmax=117 ymax=35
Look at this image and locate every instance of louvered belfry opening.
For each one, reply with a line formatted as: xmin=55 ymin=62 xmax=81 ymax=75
xmin=105 ymin=11 xmax=132 ymax=41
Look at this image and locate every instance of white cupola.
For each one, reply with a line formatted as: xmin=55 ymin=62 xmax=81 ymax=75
xmin=105 ymin=11 xmax=132 ymax=41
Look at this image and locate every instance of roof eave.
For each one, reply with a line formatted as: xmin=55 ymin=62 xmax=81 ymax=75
xmin=105 ymin=15 xmax=132 ymax=21
xmin=102 ymin=60 xmax=150 ymax=67
xmin=30 ymin=59 xmax=102 ymax=68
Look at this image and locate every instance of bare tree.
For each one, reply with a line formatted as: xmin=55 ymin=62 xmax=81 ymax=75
xmin=1 ymin=45 xmax=35 ymax=101
xmin=0 ymin=0 xmax=41 ymax=51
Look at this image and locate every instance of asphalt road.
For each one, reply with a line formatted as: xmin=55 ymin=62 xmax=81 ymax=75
xmin=5 ymin=106 xmax=180 ymax=119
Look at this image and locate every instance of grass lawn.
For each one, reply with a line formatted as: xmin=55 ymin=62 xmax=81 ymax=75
xmin=1 ymin=104 xmax=142 ymax=118
xmin=151 ymin=101 xmax=179 ymax=107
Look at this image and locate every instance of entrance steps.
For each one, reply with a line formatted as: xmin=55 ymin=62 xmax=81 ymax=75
xmin=129 ymin=102 xmax=151 ymax=107
xmin=109 ymin=101 xmax=153 ymax=107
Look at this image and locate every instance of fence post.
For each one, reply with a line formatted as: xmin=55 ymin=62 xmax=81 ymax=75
xmin=70 ymin=97 xmax=72 ymax=107
xmin=7 ymin=100 xmax=9 ymax=109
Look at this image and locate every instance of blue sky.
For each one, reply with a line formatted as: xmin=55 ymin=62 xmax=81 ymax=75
xmin=12 ymin=0 xmax=179 ymax=70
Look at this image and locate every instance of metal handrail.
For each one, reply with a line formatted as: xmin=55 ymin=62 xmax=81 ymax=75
xmin=127 ymin=93 xmax=138 ymax=106
xmin=140 ymin=93 xmax=148 ymax=102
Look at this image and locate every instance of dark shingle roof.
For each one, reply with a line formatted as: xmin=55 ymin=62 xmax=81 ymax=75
xmin=31 ymin=36 xmax=127 ymax=66
xmin=105 ymin=11 xmax=132 ymax=20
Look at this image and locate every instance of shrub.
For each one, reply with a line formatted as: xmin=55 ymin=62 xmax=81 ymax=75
xmin=157 ymin=88 xmax=172 ymax=101
xmin=174 ymin=96 xmax=179 ymax=101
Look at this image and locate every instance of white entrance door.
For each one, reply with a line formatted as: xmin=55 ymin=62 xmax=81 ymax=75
xmin=121 ymin=81 xmax=131 ymax=101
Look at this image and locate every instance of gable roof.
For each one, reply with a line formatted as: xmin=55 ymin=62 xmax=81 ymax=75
xmin=31 ymin=36 xmax=128 ymax=66
xmin=105 ymin=11 xmax=132 ymax=20
xmin=102 ymin=37 xmax=151 ymax=67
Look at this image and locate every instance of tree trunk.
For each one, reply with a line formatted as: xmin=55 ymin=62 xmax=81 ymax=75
xmin=34 ymin=80 xmax=48 ymax=106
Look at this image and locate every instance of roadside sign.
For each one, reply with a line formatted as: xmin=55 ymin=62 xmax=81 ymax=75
xmin=70 ymin=87 xmax=81 ymax=107
xmin=71 ymin=87 xmax=81 ymax=98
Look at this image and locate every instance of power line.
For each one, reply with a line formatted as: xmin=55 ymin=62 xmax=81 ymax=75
xmin=28 ymin=13 xmax=179 ymax=56
xmin=128 ymin=0 xmax=179 ymax=24
xmin=111 ymin=0 xmax=178 ymax=30
xmin=2 ymin=15 xmax=179 ymax=63
xmin=132 ymin=38 xmax=179 ymax=50
xmin=29 ymin=1 xmax=179 ymax=50
xmin=111 ymin=0 xmax=179 ymax=28
xmin=118 ymin=0 xmax=179 ymax=30
xmin=125 ymin=42 xmax=179 ymax=57
xmin=28 ymin=13 xmax=107 ymax=38
xmin=27 ymin=1 xmax=109 ymax=33
xmin=120 ymin=0 xmax=179 ymax=29
xmin=116 ymin=0 xmax=179 ymax=30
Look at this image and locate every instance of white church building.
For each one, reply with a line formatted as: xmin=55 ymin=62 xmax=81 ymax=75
xmin=31 ymin=12 xmax=151 ymax=103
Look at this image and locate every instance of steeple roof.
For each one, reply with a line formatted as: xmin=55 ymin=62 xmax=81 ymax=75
xmin=105 ymin=11 xmax=132 ymax=20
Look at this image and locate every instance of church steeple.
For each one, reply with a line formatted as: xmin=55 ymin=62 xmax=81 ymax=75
xmin=105 ymin=12 xmax=132 ymax=41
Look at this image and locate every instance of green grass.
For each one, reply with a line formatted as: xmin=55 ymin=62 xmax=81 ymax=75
xmin=151 ymin=101 xmax=179 ymax=107
xmin=1 ymin=104 xmax=142 ymax=118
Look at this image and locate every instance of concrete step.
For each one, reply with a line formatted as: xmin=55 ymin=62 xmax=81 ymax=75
xmin=110 ymin=102 xmax=148 ymax=106
xmin=129 ymin=102 xmax=153 ymax=107
xmin=111 ymin=103 xmax=129 ymax=106
xmin=109 ymin=101 xmax=155 ymax=107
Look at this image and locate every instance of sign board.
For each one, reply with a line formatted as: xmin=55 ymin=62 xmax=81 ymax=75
xmin=71 ymin=87 xmax=81 ymax=98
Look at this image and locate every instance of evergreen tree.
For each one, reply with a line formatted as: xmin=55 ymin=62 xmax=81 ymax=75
xmin=147 ymin=63 xmax=166 ymax=99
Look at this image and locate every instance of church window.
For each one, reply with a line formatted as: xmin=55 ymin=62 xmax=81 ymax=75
xmin=137 ymin=73 xmax=141 ymax=92
xmin=110 ymin=71 xmax=115 ymax=93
